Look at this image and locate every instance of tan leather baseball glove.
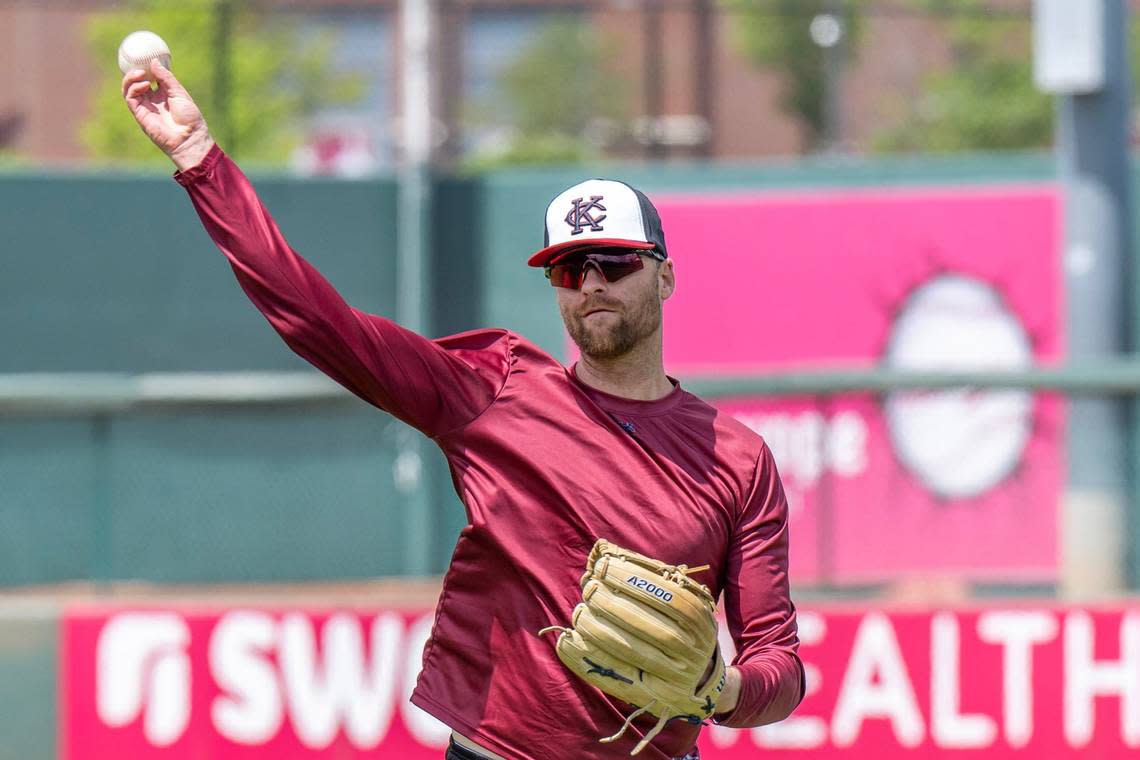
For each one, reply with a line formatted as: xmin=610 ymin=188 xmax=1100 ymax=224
xmin=539 ymin=539 xmax=726 ymax=755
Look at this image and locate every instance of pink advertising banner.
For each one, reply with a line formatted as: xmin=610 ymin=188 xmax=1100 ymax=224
xmin=62 ymin=604 xmax=1140 ymax=758
xmin=647 ymin=186 xmax=1064 ymax=584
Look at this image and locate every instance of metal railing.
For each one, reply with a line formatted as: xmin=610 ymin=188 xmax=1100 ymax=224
xmin=3 ymin=360 xmax=1140 ymax=415
xmin=683 ymin=360 xmax=1140 ymax=398
xmin=0 ymin=372 xmax=351 ymax=415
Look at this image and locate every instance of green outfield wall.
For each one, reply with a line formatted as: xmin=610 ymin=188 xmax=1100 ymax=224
xmin=0 ymin=170 xmax=418 ymax=584
xmin=0 ymin=151 xmax=1072 ymax=585
xmin=0 ymin=611 xmax=55 ymax=760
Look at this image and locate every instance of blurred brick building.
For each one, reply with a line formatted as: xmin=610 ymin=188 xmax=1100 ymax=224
xmin=0 ymin=0 xmax=1019 ymax=169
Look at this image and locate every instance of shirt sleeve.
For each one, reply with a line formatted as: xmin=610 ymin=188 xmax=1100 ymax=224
xmin=174 ymin=145 xmax=509 ymax=438
xmin=715 ymin=443 xmax=806 ymax=727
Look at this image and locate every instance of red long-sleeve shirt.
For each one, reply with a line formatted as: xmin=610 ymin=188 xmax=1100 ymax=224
xmin=175 ymin=145 xmax=803 ymax=759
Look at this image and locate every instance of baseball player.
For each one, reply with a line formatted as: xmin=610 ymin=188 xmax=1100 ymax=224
xmin=123 ymin=60 xmax=803 ymax=760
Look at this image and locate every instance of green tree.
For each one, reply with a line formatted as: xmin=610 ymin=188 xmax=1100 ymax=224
xmin=83 ymin=0 xmax=363 ymax=166
xmin=874 ymin=1 xmax=1053 ymax=153
xmin=728 ymin=0 xmax=865 ymax=151
xmin=463 ymin=16 xmax=632 ymax=169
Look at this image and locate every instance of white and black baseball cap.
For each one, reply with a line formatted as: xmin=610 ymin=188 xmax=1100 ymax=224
xmin=527 ymin=178 xmax=669 ymax=267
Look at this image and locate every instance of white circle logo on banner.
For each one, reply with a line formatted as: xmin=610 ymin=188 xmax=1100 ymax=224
xmin=884 ymin=275 xmax=1034 ymax=499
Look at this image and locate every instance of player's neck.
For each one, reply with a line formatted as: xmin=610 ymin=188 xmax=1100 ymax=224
xmin=575 ymin=337 xmax=672 ymax=401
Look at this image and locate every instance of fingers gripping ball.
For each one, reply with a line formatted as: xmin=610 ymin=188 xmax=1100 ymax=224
xmin=118 ymin=31 xmax=172 ymax=78
xmin=540 ymin=539 xmax=727 ymax=755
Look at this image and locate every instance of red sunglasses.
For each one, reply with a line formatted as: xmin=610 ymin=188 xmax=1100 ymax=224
xmin=544 ymin=249 xmax=648 ymax=289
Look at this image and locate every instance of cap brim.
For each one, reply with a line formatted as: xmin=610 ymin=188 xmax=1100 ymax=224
xmin=527 ymin=239 xmax=656 ymax=267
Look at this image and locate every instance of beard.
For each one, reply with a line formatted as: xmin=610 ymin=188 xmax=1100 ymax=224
xmin=561 ymin=283 xmax=663 ymax=361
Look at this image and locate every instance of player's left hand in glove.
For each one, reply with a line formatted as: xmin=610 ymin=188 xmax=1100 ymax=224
xmin=540 ymin=539 xmax=726 ymax=755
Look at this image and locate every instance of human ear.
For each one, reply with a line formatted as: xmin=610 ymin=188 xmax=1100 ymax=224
xmin=658 ymin=259 xmax=676 ymax=300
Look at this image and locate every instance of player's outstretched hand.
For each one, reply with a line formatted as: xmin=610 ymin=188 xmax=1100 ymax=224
xmin=122 ymin=58 xmax=214 ymax=171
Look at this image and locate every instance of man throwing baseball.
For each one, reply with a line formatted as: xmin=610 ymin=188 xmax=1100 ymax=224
xmin=123 ymin=59 xmax=803 ymax=760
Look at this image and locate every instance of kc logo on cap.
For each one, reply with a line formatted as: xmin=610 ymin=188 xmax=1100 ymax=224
xmin=528 ymin=178 xmax=669 ymax=267
xmin=565 ymin=196 xmax=607 ymax=235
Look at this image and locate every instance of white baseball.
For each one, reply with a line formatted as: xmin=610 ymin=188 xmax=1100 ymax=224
xmin=117 ymin=30 xmax=172 ymax=76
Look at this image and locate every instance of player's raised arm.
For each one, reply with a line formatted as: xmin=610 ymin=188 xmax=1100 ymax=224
xmin=122 ymin=59 xmax=214 ymax=172
xmin=120 ymin=57 xmax=508 ymax=437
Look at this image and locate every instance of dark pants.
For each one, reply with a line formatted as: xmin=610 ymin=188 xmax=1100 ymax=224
xmin=446 ymin=737 xmax=497 ymax=760
xmin=444 ymin=736 xmax=702 ymax=760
